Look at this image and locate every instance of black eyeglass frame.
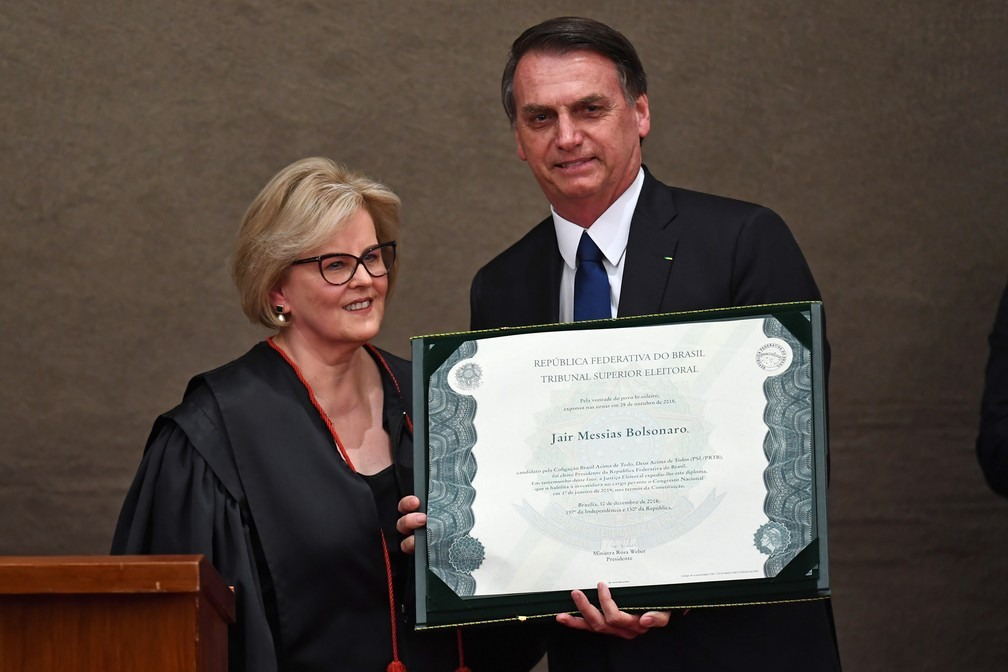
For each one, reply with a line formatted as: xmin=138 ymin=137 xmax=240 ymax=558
xmin=290 ymin=241 xmax=397 ymax=286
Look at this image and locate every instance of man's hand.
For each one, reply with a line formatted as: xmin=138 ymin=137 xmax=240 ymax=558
xmin=396 ymin=495 xmax=427 ymax=554
xmin=556 ymin=582 xmax=671 ymax=639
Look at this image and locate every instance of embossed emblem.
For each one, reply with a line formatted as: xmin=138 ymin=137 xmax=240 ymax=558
xmin=453 ymin=361 xmax=483 ymax=391
xmin=448 ymin=535 xmax=486 ymax=573
xmin=754 ymin=521 xmax=792 ymax=555
xmin=756 ymin=342 xmax=788 ymax=372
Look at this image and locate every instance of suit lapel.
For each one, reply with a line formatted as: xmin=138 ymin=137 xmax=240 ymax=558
xmin=524 ymin=219 xmax=563 ymax=325
xmin=618 ymin=170 xmax=679 ymax=317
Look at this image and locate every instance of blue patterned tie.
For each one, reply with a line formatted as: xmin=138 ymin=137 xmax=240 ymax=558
xmin=574 ymin=231 xmax=611 ymax=321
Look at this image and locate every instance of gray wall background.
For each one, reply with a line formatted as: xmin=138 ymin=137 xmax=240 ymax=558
xmin=2 ymin=1 xmax=1006 ymax=670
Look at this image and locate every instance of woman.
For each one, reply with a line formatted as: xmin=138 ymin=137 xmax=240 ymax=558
xmin=111 ymin=158 xmax=543 ymax=672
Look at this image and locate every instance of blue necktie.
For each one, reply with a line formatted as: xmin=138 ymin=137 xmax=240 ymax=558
xmin=574 ymin=231 xmax=611 ymax=321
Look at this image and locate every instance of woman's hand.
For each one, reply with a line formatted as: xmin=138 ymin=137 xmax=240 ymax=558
xmin=396 ymin=495 xmax=427 ymax=554
xmin=556 ymin=582 xmax=671 ymax=639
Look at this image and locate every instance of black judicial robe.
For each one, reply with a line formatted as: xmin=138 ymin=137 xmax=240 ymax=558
xmin=112 ymin=342 xmax=543 ymax=672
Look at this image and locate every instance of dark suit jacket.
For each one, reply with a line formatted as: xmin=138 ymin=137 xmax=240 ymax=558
xmin=472 ymin=168 xmax=825 ymax=328
xmin=470 ymin=169 xmax=841 ymax=671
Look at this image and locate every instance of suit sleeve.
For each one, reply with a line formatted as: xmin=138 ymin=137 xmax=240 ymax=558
xmin=978 ymin=278 xmax=1008 ymax=496
xmin=731 ymin=207 xmax=823 ymax=306
xmin=111 ymin=417 xmax=278 ymax=672
xmin=731 ymin=207 xmax=831 ymax=375
xmin=469 ymin=267 xmax=487 ymax=331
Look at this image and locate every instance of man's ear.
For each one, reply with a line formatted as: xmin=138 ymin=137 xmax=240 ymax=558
xmin=514 ymin=128 xmax=528 ymax=162
xmin=635 ymin=93 xmax=651 ymax=141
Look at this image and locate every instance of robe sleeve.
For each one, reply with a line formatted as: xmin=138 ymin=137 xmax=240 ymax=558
xmin=111 ymin=414 xmax=278 ymax=672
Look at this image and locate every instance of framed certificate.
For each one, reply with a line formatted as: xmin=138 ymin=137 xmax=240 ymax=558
xmin=411 ymin=302 xmax=830 ymax=629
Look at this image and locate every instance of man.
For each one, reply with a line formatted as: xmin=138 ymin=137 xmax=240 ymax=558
xmin=469 ymin=16 xmax=842 ymax=671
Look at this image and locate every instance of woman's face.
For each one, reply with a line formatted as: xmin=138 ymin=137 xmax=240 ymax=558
xmin=271 ymin=207 xmax=388 ymax=350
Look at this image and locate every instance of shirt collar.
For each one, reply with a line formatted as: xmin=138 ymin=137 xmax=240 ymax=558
xmin=553 ymin=168 xmax=645 ymax=270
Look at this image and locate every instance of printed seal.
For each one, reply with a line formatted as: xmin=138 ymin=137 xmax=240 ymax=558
xmin=755 ymin=340 xmax=790 ymax=372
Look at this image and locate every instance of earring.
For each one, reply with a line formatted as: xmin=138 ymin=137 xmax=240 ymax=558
xmin=275 ymin=305 xmax=287 ymax=323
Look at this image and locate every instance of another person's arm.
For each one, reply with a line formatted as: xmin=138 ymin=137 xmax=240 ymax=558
xmin=979 ymin=278 xmax=1008 ymax=496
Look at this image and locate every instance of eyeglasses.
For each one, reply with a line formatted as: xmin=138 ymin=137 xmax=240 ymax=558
xmin=290 ymin=241 xmax=397 ymax=286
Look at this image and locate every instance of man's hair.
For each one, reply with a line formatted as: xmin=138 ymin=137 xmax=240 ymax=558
xmin=501 ymin=16 xmax=648 ymax=126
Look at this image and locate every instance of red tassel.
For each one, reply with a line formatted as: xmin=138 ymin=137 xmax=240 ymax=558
xmin=454 ymin=627 xmax=471 ymax=671
xmin=386 ymin=662 xmax=407 ymax=672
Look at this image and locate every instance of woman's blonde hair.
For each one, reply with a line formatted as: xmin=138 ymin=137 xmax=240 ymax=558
xmin=230 ymin=157 xmax=401 ymax=329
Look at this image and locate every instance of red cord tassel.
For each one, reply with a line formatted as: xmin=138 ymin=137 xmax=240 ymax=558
xmin=454 ymin=628 xmax=471 ymax=672
xmin=386 ymin=662 xmax=407 ymax=672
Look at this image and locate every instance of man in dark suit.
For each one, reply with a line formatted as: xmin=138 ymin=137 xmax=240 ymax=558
xmin=469 ymin=16 xmax=842 ymax=671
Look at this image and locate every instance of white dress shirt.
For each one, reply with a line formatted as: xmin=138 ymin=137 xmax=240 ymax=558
xmin=553 ymin=168 xmax=645 ymax=322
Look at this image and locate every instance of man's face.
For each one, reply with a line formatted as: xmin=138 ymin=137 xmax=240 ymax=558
xmin=511 ymin=49 xmax=650 ymax=226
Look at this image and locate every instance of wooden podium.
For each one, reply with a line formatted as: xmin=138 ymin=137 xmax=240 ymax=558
xmin=0 ymin=555 xmax=235 ymax=672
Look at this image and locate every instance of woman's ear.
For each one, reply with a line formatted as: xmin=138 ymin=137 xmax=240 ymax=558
xmin=268 ymin=277 xmax=288 ymax=311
